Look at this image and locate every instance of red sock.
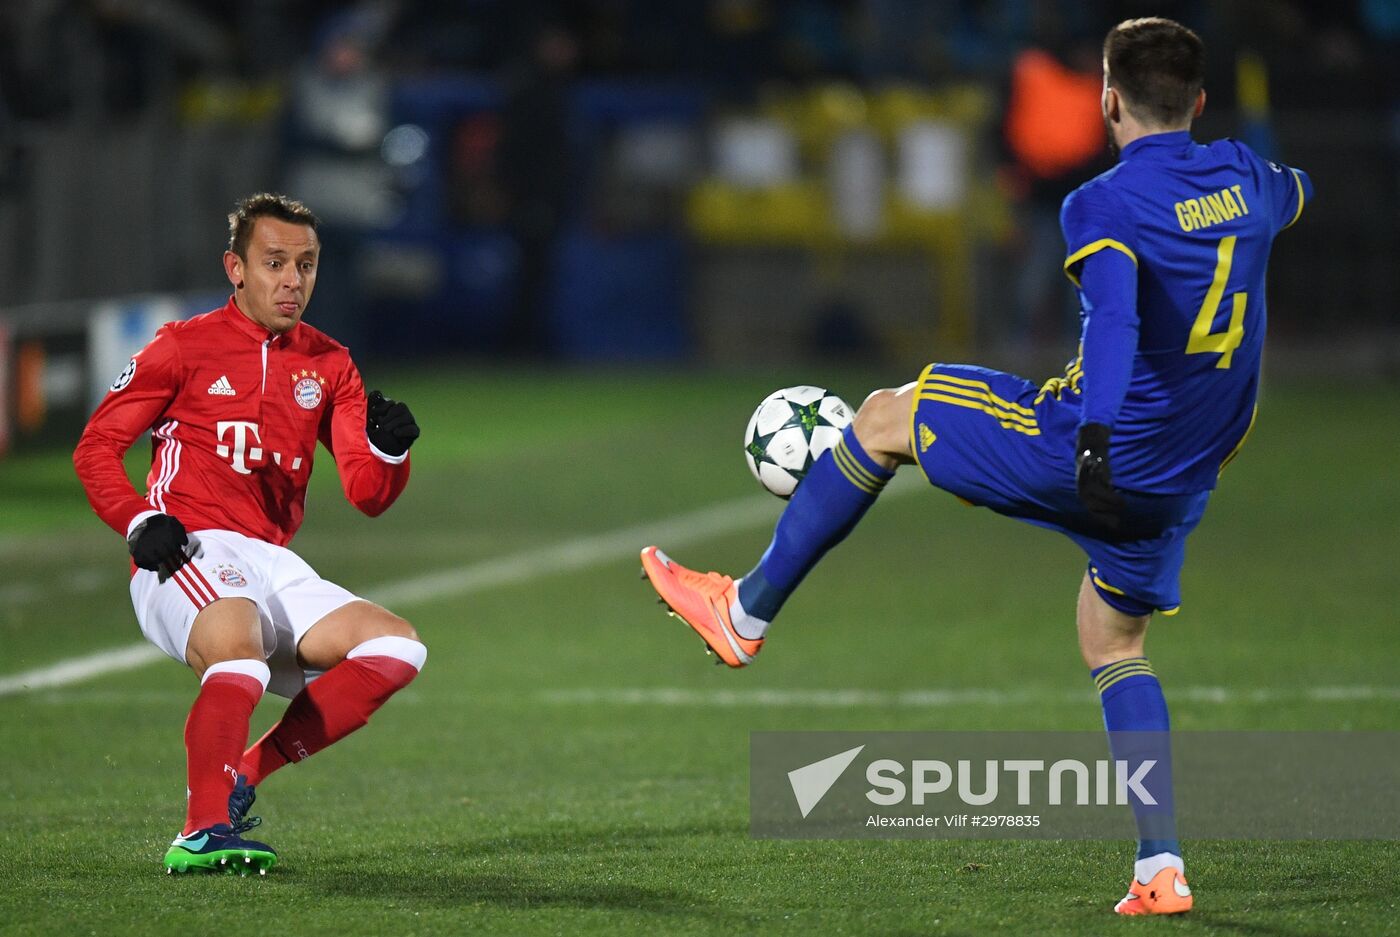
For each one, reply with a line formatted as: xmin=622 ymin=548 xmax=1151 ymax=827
xmin=183 ymin=672 xmax=264 ymax=835
xmin=239 ymin=655 xmax=419 ymax=785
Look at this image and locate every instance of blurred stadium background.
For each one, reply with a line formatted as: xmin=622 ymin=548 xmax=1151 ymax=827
xmin=2 ymin=3 xmax=1399 ymax=935
xmin=1 ymin=0 xmax=1396 ymax=450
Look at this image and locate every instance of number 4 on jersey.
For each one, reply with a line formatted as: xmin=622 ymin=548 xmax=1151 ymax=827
xmin=1186 ymin=235 xmax=1247 ymax=369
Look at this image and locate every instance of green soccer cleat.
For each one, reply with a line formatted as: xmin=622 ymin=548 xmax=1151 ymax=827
xmin=163 ymin=823 xmax=277 ymax=876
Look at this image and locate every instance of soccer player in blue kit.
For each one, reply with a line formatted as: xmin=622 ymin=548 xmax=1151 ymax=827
xmin=641 ymin=17 xmax=1311 ymax=915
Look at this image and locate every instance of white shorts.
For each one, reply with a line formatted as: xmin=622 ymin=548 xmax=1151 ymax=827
xmin=129 ymin=529 xmax=359 ymax=698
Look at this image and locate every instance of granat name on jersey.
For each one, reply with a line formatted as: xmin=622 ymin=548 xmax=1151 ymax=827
xmin=1174 ymin=183 xmax=1249 ymax=233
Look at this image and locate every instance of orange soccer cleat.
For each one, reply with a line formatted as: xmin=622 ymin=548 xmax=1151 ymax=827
xmin=1114 ymin=867 xmax=1193 ymax=915
xmin=640 ymin=546 xmax=762 ymax=668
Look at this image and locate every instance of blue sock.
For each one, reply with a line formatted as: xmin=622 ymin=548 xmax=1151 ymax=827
xmin=1092 ymin=657 xmax=1180 ymax=861
xmin=738 ymin=424 xmax=894 ymax=622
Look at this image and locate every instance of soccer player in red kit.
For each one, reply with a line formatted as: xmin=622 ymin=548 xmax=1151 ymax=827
xmin=74 ymin=194 xmax=425 ymax=874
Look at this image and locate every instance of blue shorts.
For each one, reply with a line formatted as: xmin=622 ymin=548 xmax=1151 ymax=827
xmin=907 ymin=364 xmax=1210 ymax=617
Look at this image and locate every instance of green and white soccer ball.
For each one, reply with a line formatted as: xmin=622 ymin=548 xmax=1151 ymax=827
xmin=744 ymin=386 xmax=854 ymax=498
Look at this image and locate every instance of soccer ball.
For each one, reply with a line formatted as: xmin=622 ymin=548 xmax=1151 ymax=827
xmin=743 ymin=386 xmax=854 ymax=498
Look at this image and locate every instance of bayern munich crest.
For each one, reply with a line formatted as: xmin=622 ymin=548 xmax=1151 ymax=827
xmin=292 ymin=369 xmax=326 ymax=410
xmin=213 ymin=565 xmax=248 ymax=588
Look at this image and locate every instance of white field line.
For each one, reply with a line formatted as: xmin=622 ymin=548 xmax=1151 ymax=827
xmin=538 ymin=685 xmax=1400 ymax=708
xmin=22 ymin=683 xmax=1400 ymax=708
xmin=0 ymin=567 xmax=113 ymax=605
xmin=0 ymin=488 xmax=842 ymax=697
xmin=9 ymin=475 xmax=1376 ymax=710
xmin=0 ymin=644 xmax=167 ymax=696
xmin=362 ymin=491 xmax=778 ymax=608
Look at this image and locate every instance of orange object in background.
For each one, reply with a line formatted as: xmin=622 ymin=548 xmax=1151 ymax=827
xmin=0 ymin=324 xmax=9 ymax=457
xmin=16 ymin=340 xmax=45 ymax=433
xmin=1003 ymin=48 xmax=1106 ymax=181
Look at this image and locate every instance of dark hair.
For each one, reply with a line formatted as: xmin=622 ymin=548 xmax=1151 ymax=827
xmin=1104 ymin=18 xmax=1205 ymax=128
xmin=227 ymin=193 xmax=319 ymax=259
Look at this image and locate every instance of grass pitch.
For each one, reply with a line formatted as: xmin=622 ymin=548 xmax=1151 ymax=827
xmin=1 ymin=366 xmax=1397 ymax=935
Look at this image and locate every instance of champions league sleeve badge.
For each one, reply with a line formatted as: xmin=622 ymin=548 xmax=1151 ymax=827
xmin=110 ymin=357 xmax=137 ymax=392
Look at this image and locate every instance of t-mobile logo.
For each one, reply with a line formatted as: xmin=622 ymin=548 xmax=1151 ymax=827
xmin=216 ymin=421 xmax=264 ymax=475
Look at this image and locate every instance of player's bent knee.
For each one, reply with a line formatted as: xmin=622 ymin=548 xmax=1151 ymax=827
xmin=386 ymin=616 xmax=421 ymax=647
xmin=366 ymin=607 xmax=417 ymax=642
xmin=1079 ymin=632 xmax=1147 ymax=670
xmin=297 ymin=600 xmax=421 ymax=670
xmin=1076 ymin=579 xmax=1150 ymax=668
xmin=186 ymin=597 xmax=266 ymax=677
xmin=854 ymin=387 xmax=916 ymax=467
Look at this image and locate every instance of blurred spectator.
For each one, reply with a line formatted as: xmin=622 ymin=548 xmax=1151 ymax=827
xmin=496 ymin=19 xmax=579 ymax=358
xmin=284 ymin=1 xmax=401 ymax=349
xmin=999 ymin=23 xmax=1109 ymax=349
xmin=0 ymin=0 xmax=1393 ymax=350
xmin=287 ymin=2 xmax=399 ymax=158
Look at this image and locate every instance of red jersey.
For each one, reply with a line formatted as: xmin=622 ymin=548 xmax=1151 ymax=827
xmin=74 ymin=297 xmax=410 ymax=546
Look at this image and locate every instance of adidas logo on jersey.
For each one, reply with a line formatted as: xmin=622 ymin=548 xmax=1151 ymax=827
xmin=207 ymin=376 xmax=236 ymax=396
xmin=918 ymin=423 xmax=936 ymax=452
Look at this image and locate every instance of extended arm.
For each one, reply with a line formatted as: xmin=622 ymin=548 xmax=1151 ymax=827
xmin=73 ymin=332 xmax=196 ymax=574
xmin=1078 ymin=247 xmax=1140 ymax=431
xmin=73 ymin=336 xmax=178 ymax=537
xmin=1060 ymin=182 xmax=1140 ymax=528
xmin=1073 ymin=248 xmax=1139 ymax=529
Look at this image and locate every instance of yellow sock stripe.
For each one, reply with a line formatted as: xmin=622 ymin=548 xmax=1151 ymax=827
xmin=1096 ymin=666 xmax=1157 ymax=694
xmin=916 ymin=392 xmax=1042 ymax=435
xmin=835 ymin=441 xmax=884 ymax=489
xmin=831 ymin=441 xmax=886 ymax=495
xmin=921 ymin=373 xmax=1036 ymax=415
xmin=1093 ymin=656 xmax=1152 ymax=685
xmin=1095 ymin=664 xmax=1154 ymax=693
xmin=1094 ymin=657 xmax=1155 ymax=693
xmin=831 ymin=443 xmax=876 ymax=493
xmin=921 ymin=383 xmax=1039 ymax=429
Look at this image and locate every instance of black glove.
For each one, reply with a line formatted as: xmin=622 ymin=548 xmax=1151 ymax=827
xmin=1075 ymin=422 xmax=1125 ymax=530
xmin=127 ymin=513 xmax=193 ymax=579
xmin=366 ymin=389 xmax=420 ymax=456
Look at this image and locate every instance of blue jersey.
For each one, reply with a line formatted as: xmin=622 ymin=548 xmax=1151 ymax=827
xmin=1058 ymin=130 xmax=1312 ymax=494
